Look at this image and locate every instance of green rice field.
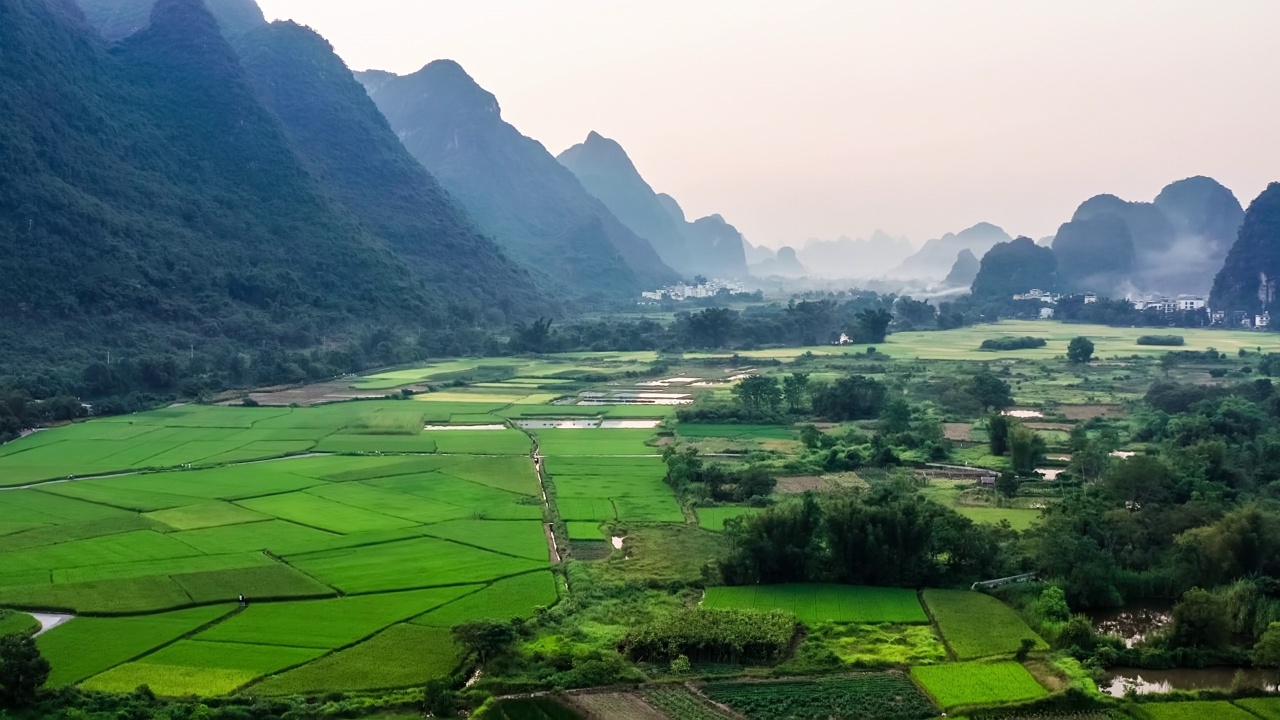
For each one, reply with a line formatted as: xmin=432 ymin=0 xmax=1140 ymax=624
xmin=1225 ymin=699 xmax=1280 ymax=720
xmin=703 ymin=584 xmax=928 ymax=625
xmin=1131 ymin=702 xmax=1260 ymax=720
xmin=0 ymin=396 xmax=571 ymax=695
xmin=696 ymin=505 xmax=764 ymax=531
xmin=923 ymin=590 xmax=1048 ymax=659
xmin=910 ymin=661 xmax=1047 ymax=710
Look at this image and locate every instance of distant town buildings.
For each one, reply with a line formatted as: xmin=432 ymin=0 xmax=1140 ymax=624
xmin=1012 ymin=289 xmax=1060 ymax=303
xmin=1128 ymin=293 xmax=1206 ymax=313
xmin=640 ymin=279 xmax=745 ymax=302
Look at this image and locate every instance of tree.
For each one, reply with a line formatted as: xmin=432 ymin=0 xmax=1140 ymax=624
xmin=0 ymin=634 xmax=49 ymax=709
xmin=1169 ymin=588 xmax=1231 ymax=649
xmin=684 ymin=307 xmax=738 ymax=348
xmin=1160 ymin=352 xmax=1179 ymax=377
xmin=988 ymin=412 xmax=1011 ymax=456
xmin=510 ymin=317 xmax=555 ymax=353
xmin=1008 ymin=424 xmax=1046 ymax=475
xmin=733 ymin=376 xmax=782 ymax=417
xmin=1067 ymin=336 xmax=1095 ymax=364
xmin=782 ymin=373 xmax=811 ymax=412
xmin=852 ymin=309 xmax=893 ymax=344
xmin=810 ymin=375 xmax=888 ymax=421
xmin=996 ymin=472 xmax=1020 ymax=498
xmin=969 ymin=371 xmax=1014 ymax=410
xmin=1253 ymin=623 xmax=1280 ymax=679
xmin=878 ymin=398 xmax=912 ymax=435
xmin=452 ymin=620 xmax=518 ymax=664
xmin=422 ymin=678 xmax=459 ymax=718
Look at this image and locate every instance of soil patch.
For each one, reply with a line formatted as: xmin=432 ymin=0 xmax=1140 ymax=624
xmin=943 ymin=423 xmax=973 ymax=441
xmin=1025 ymin=422 xmax=1074 ymax=432
xmin=777 ymin=476 xmax=825 ymax=493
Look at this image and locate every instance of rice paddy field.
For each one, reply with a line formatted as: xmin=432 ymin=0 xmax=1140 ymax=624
xmin=923 ymin=589 xmax=1048 ymax=659
xmin=0 ymin=393 xmax=575 ymax=695
xmin=910 ymin=660 xmax=1048 ymax=710
xmin=703 ymin=584 xmax=928 ymax=625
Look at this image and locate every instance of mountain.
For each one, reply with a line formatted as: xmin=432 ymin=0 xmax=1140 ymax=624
xmin=1209 ymin=183 xmax=1280 ymax=315
xmin=1056 ymin=178 xmax=1243 ymax=294
xmin=1051 ymin=214 xmax=1137 ymax=295
xmin=971 ymin=238 xmax=1058 ymax=299
xmin=892 ymin=222 xmax=1012 ymax=280
xmin=357 ymin=61 xmax=677 ymax=295
xmin=751 ymin=246 xmax=807 ymax=278
xmin=230 ymin=20 xmax=546 ymax=322
xmin=557 ymin=132 xmax=748 ymax=278
xmin=943 ymin=249 xmax=980 ymax=288
xmin=797 ymin=230 xmax=914 ymax=278
xmin=743 ymin=241 xmax=776 ymax=265
xmin=76 ymin=0 xmax=264 ymax=39
xmin=1155 ymin=176 xmax=1245 ymax=258
xmin=0 ymin=0 xmax=525 ymax=387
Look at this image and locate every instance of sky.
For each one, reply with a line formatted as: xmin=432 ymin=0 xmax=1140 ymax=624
xmin=255 ymin=0 xmax=1280 ymax=249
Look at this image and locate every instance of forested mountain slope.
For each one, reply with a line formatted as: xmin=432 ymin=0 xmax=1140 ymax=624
xmin=0 ymin=0 xmax=529 ymax=396
xmin=358 ymin=61 xmax=678 ymax=295
xmin=231 ymin=21 xmax=549 ymax=322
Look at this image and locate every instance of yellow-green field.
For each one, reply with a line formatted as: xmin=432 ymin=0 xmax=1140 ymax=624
xmin=687 ymin=320 xmax=1280 ymax=361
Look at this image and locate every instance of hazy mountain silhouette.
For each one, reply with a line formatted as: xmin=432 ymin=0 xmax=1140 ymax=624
xmin=797 ymin=230 xmax=913 ymax=278
xmin=892 ymin=222 xmax=1012 ymax=280
xmin=943 ymin=249 xmax=981 ymax=288
xmin=1210 ymin=183 xmax=1280 ymax=315
xmin=357 ymin=61 xmax=677 ymax=295
xmin=751 ymin=246 xmax=807 ymax=278
xmin=1054 ymin=177 xmax=1243 ymax=294
xmin=558 ymin=131 xmax=747 ymax=278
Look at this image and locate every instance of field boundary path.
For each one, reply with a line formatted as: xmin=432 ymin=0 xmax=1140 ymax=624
xmin=527 ymin=435 xmax=561 ymax=564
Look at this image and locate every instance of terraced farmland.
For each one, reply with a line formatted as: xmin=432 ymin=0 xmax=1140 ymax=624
xmin=0 ymin=399 xmax=561 ymax=695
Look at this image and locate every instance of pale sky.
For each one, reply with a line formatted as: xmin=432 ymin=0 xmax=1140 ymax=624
xmin=256 ymin=1 xmax=1280 ymax=248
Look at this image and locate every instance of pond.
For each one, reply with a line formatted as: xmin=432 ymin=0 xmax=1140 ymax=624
xmin=1101 ymin=667 xmax=1277 ymax=696
xmin=1090 ymin=601 xmax=1173 ymax=647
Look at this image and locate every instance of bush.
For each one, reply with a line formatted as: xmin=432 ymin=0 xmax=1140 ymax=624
xmin=980 ymin=336 xmax=1047 ymax=351
xmin=626 ymin=608 xmax=797 ymax=664
xmin=1137 ymin=335 xmax=1186 ymax=346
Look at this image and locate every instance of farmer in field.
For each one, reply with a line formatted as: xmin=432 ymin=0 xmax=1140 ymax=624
xmin=239 ymin=594 xmax=247 ymax=608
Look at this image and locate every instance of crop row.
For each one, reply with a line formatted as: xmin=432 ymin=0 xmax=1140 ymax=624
xmin=702 ymin=673 xmax=936 ymax=720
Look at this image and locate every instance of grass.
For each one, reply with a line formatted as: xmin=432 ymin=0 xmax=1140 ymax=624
xmin=283 ymin=536 xmax=546 ymax=593
xmin=910 ymin=661 xmax=1048 ymax=710
xmin=1132 ymin=701 xmax=1260 ymax=719
xmin=703 ymin=585 xmax=927 ymax=625
xmin=1230 ymin=698 xmax=1280 ymax=719
xmin=38 ymin=605 xmax=235 ymax=686
xmin=696 ymin=506 xmax=764 ymax=531
xmin=812 ymin=622 xmax=947 ymax=666
xmin=923 ymin=589 xmax=1047 ymax=659
xmin=534 ymin=429 xmax=660 ymax=456
xmin=410 ymin=571 xmax=559 ymax=628
xmin=955 ymin=506 xmax=1042 ymax=531
xmin=83 ymin=663 xmax=261 ymax=696
xmin=196 ymin=585 xmax=480 ymax=649
xmin=677 ymin=424 xmax=795 ymax=440
xmin=250 ymin=624 xmax=461 ymax=694
xmin=0 ymin=610 xmax=38 ymax=637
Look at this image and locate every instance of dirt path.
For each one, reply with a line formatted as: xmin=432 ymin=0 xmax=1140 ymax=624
xmin=29 ymin=612 xmax=74 ymax=636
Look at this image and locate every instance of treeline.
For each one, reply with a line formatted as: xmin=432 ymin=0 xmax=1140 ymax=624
xmin=715 ymin=489 xmax=1015 ymax=588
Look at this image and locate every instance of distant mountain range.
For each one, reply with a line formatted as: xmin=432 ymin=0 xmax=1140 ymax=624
xmin=1052 ymin=176 xmax=1244 ymax=296
xmin=892 ymin=223 xmax=1013 ymax=280
xmin=357 ymin=61 xmax=677 ymax=296
xmin=795 ymin=231 xmax=913 ymax=279
xmin=557 ymin=132 xmax=748 ymax=279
